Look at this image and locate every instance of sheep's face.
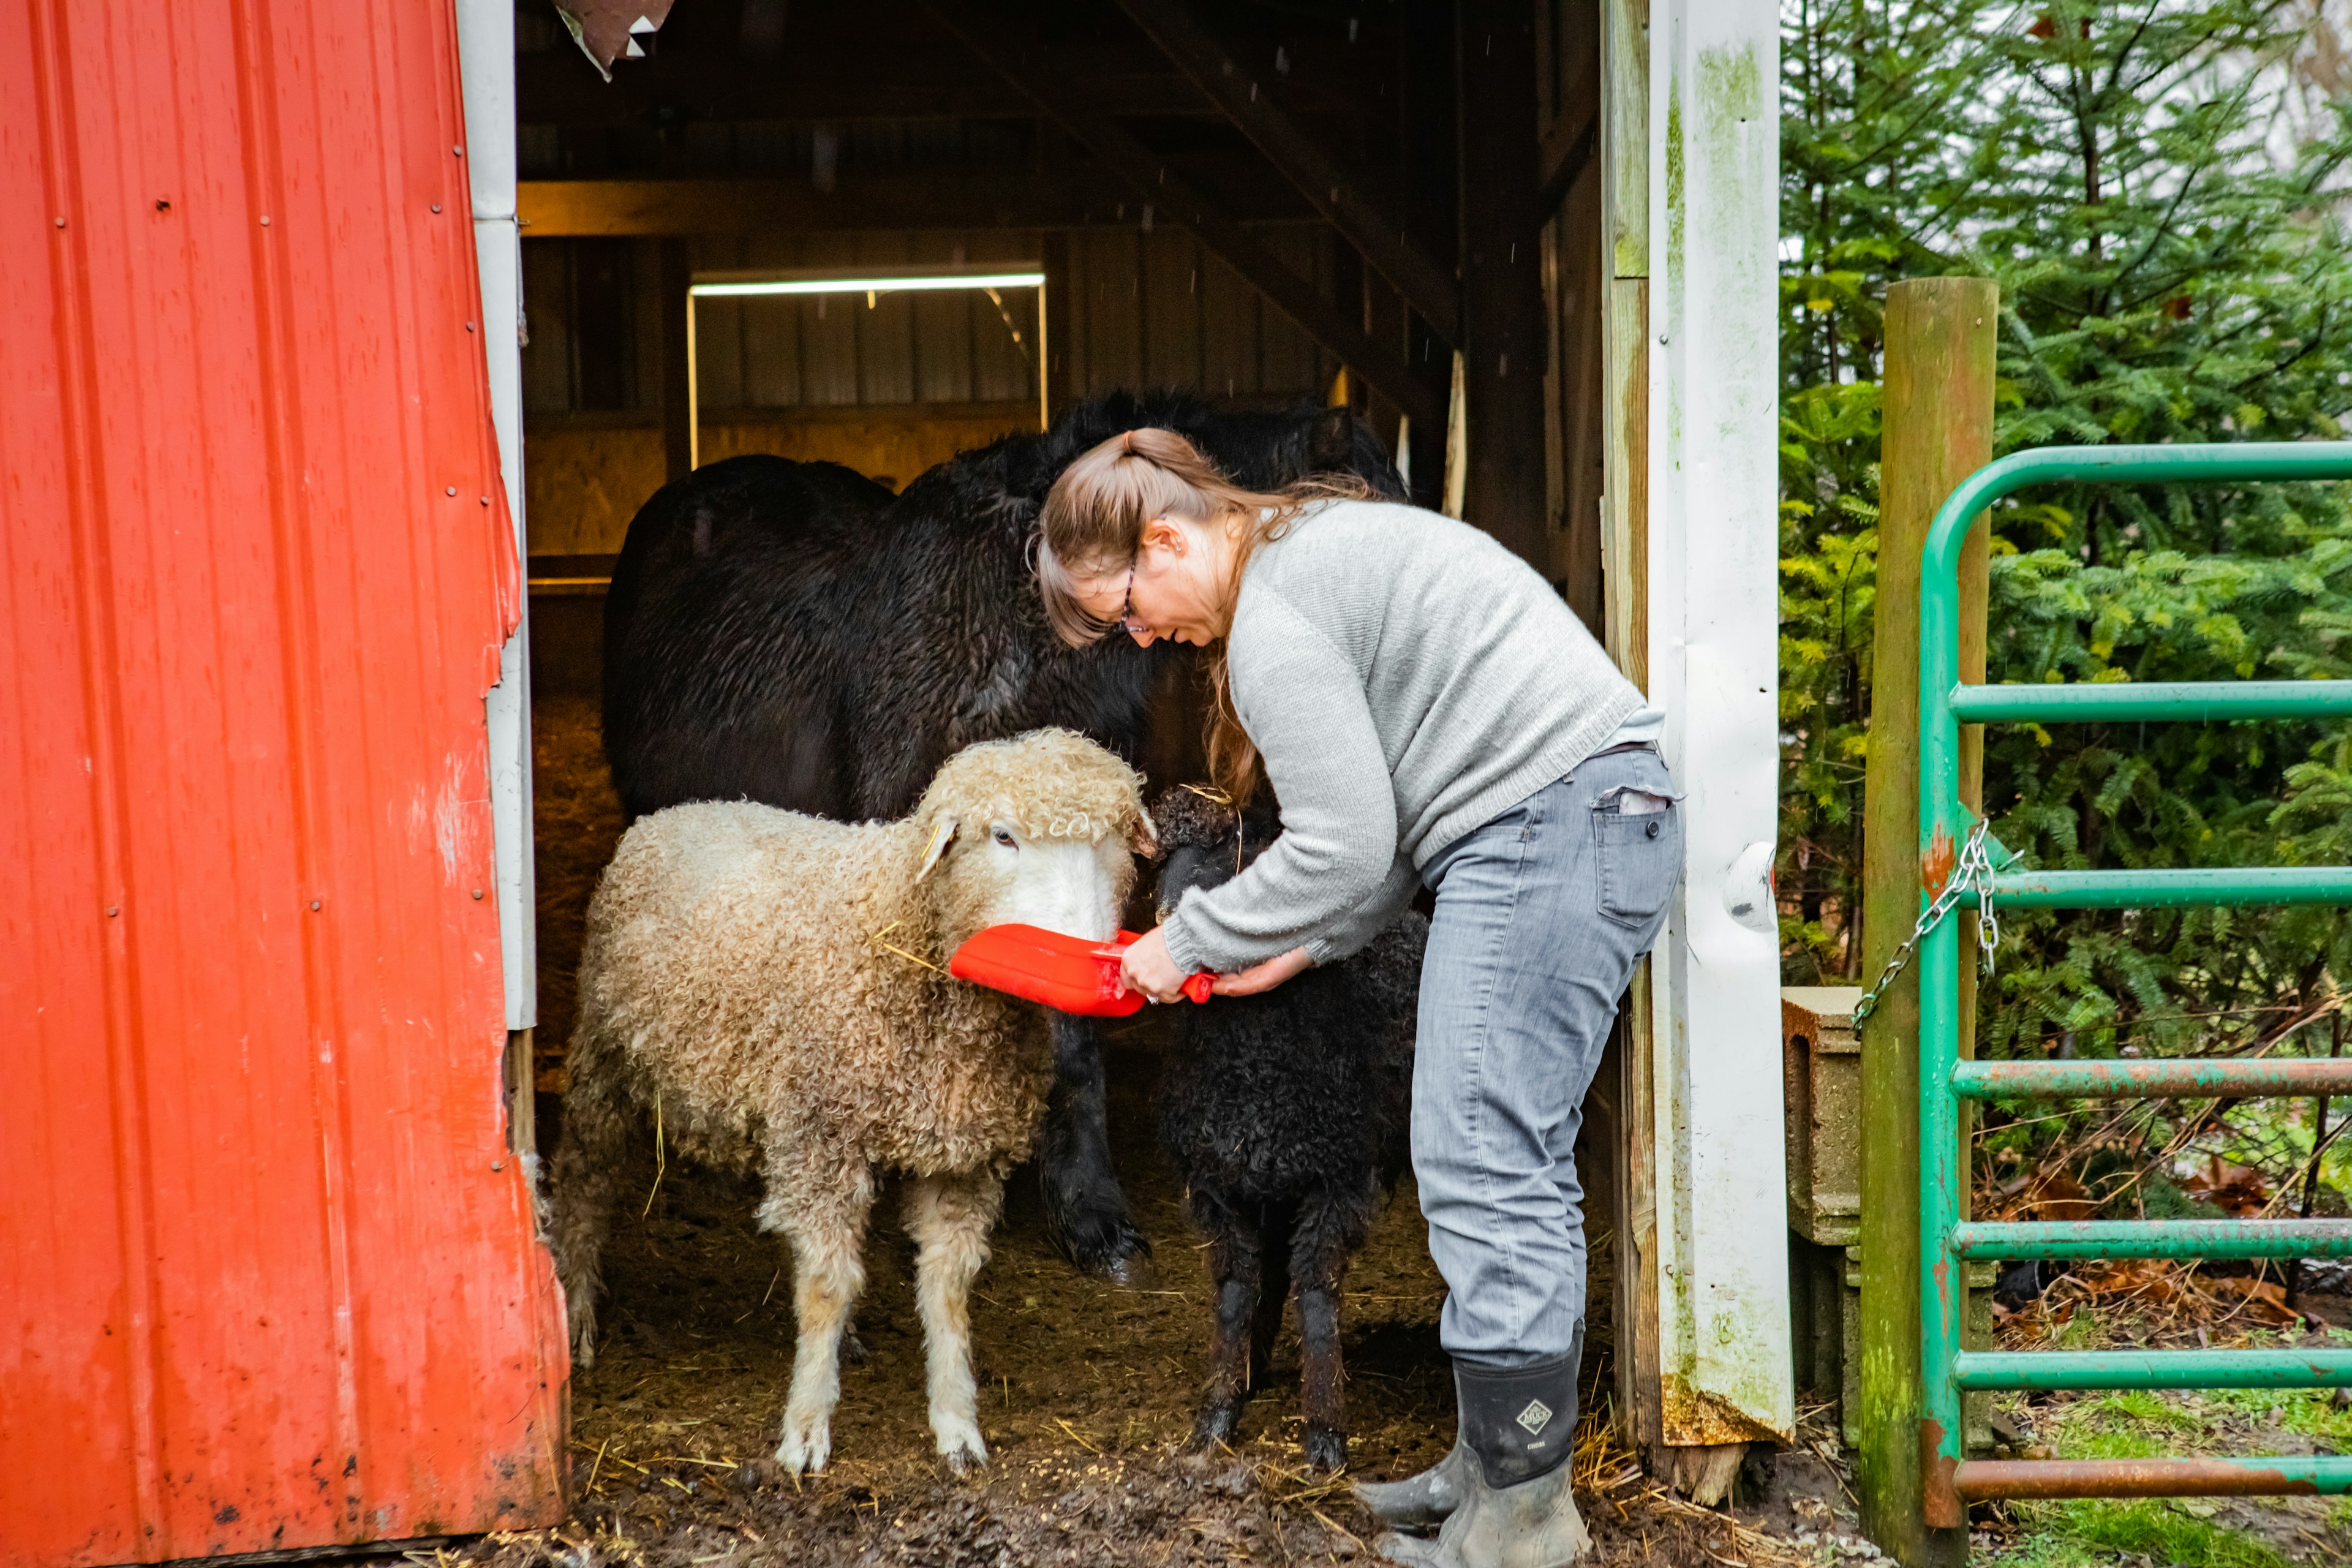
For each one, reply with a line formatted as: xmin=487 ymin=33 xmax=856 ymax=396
xmin=913 ymin=730 xmax=1151 ymax=949
xmin=1149 ymin=788 xmax=1278 ymax=924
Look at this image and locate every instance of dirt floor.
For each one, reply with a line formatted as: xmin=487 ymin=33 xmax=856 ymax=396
xmin=465 ymin=689 xmax=1839 ymax=1567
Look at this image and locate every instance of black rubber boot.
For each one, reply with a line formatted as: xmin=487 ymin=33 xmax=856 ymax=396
xmin=1375 ymin=1338 xmax=1589 ymax=1568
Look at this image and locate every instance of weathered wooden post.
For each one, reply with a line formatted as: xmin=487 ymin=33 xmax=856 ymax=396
xmin=1858 ymin=277 xmax=1996 ymax=1564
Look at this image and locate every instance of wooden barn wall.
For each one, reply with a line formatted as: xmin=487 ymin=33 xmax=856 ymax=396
xmin=521 ymin=225 xmax=1344 ymax=557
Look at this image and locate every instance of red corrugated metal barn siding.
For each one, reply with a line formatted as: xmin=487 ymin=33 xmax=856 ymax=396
xmin=0 ymin=4 xmax=567 ymax=1561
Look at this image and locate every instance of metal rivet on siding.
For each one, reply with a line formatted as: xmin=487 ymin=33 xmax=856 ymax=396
xmin=480 ymin=496 xmax=492 ymax=506
xmin=491 ymin=1160 xmax=504 ymax=1172
xmin=445 ymin=486 xmax=458 ymax=496
xmin=54 ymin=217 xmax=65 ymax=228
xmin=472 ymin=888 xmax=484 ymax=900
xmin=431 ymin=203 xmax=442 ymax=213
xmin=453 ymin=146 xmax=465 ymax=157
xmin=155 ymin=198 xmax=171 ymax=212
xmin=1657 ymin=333 xmax=1669 ymax=345
xmin=260 ymin=216 xmax=270 ymax=225
xmin=107 ymin=906 xmax=119 ymax=917
xmin=465 ymin=320 xmax=476 ymax=332
xmin=310 ymin=900 xmax=322 ymax=911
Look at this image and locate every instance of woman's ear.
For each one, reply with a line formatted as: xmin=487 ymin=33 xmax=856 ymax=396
xmin=1141 ymin=514 xmax=1188 ymax=555
xmin=916 ymin=815 xmax=959 ymax=881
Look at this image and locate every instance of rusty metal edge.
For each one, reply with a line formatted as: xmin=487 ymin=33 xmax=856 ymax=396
xmin=1954 ymin=1458 xmax=2328 ymax=1500
xmin=129 ymin=1535 xmax=469 ymax=1568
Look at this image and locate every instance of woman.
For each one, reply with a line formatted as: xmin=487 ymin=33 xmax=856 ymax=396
xmin=1036 ymin=428 xmax=1681 ymax=1568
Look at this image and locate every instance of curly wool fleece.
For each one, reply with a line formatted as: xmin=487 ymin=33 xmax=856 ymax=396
xmin=565 ymin=727 xmax=1147 ymax=1195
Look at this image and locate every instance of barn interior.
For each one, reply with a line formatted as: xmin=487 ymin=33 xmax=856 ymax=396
xmin=513 ymin=0 xmax=1626 ymax=1509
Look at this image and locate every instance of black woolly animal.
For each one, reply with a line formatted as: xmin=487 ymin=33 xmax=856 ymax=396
xmin=1150 ymin=785 xmax=1424 ymax=1471
xmin=598 ymin=390 xmax=1406 ymax=1283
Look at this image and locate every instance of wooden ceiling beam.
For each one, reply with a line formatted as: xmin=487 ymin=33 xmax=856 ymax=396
xmin=515 ymin=166 xmax=1320 ymax=236
xmin=515 ymin=38 xmax=1382 ymax=128
xmin=1114 ymin=0 xmax=1460 ymax=348
xmin=921 ymin=1 xmax=1443 ymax=432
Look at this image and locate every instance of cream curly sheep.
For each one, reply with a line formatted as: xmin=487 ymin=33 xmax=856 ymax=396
xmin=547 ymin=728 xmax=1151 ymax=1475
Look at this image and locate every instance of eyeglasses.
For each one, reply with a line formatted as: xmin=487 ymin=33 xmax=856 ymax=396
xmin=1114 ymin=566 xmax=1145 ymax=633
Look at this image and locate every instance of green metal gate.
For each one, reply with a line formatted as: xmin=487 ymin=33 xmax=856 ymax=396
xmin=1915 ymin=442 xmax=2352 ymax=1525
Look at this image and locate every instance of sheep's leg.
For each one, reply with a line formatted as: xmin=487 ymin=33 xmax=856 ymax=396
xmin=545 ymin=1028 xmax=633 ymax=1370
xmin=1039 ymin=1011 xmax=1152 ymax=1285
xmin=903 ymin=1170 xmax=1005 ymax=1474
xmin=759 ymin=1156 xmax=875 ymax=1477
xmin=1291 ymin=1188 xmax=1370 ymax=1472
xmin=1248 ymin=1200 xmax=1297 ymax=1394
xmin=1185 ymin=1189 xmax=1264 ymax=1453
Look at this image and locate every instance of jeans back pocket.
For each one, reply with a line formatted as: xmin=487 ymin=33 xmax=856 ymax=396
xmin=1594 ymin=794 xmax=1681 ymax=929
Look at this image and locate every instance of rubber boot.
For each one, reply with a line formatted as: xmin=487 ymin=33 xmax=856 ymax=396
xmin=1354 ymin=1439 xmax=1471 ymax=1529
xmin=1375 ymin=1344 xmax=1589 ymax=1568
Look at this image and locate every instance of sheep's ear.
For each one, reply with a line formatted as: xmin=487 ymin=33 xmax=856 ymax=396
xmin=1130 ymin=811 xmax=1161 ymax=859
xmin=916 ymin=815 xmax=959 ymax=881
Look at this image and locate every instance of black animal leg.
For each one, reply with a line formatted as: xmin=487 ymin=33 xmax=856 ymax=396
xmin=1248 ymin=1200 xmax=1296 ymax=1395
xmin=1038 ymin=1011 xmax=1152 ymax=1283
xmin=1292 ymin=1191 xmax=1363 ymax=1471
xmin=1188 ymin=1191 xmax=1264 ymax=1453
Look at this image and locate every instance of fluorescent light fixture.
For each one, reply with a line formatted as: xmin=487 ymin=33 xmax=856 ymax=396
xmin=685 ymin=266 xmax=1049 ymax=469
xmin=690 ymin=271 xmax=1046 ymax=299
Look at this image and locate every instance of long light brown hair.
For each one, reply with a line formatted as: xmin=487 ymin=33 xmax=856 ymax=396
xmin=1035 ymin=427 xmax=1373 ymax=804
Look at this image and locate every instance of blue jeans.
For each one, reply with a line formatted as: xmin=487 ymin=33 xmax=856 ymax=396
xmin=1412 ymin=747 xmax=1683 ymax=1368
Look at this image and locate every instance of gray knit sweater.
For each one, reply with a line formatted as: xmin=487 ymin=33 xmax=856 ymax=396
xmin=1158 ymin=499 xmax=1646 ymax=975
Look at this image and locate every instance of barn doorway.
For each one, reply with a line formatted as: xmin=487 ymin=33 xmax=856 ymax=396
xmin=508 ymin=0 xmax=1616 ymax=1511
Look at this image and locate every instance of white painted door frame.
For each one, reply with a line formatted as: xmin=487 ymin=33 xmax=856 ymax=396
xmin=1640 ymin=0 xmax=1793 ymax=1445
xmin=454 ymin=0 xmax=535 ymax=1034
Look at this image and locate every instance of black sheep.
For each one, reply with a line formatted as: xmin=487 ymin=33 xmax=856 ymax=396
xmin=1150 ymin=785 xmax=1425 ymax=1471
xmin=598 ymin=390 xmax=1405 ymax=1283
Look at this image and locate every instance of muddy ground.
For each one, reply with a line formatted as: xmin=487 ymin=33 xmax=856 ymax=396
xmin=470 ymin=688 xmax=1838 ymax=1567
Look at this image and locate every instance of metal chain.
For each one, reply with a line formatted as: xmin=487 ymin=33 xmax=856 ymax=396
xmin=1850 ymin=818 xmax=2007 ymax=1026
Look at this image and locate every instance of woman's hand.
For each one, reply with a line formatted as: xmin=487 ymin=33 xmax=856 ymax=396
xmin=1118 ymin=926 xmax=1193 ymax=1003
xmin=1210 ymin=946 xmax=1312 ymax=997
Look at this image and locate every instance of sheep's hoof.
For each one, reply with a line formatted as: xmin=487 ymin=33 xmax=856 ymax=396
xmin=935 ymin=1420 xmax=989 ymax=1476
xmin=777 ymin=1415 xmax=832 ymax=1477
xmin=1302 ymin=1422 xmax=1348 ymax=1472
xmin=1048 ymin=1207 xmax=1155 ymax=1286
xmin=1187 ymin=1401 xmax=1242 ymax=1453
xmin=1099 ymin=1247 xmax=1158 ymax=1290
xmin=839 ymin=1324 xmax=869 ymax=1365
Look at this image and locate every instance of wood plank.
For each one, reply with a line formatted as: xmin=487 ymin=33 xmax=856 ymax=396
xmin=1082 ymin=229 xmax=1145 ymax=396
xmin=660 ymin=238 xmax=692 ymax=479
xmin=922 ymin=1 xmax=1444 ymax=432
xmin=519 ymin=238 xmax=574 ymax=415
xmin=1602 ymin=274 xmax=1653 ymax=1457
xmin=1604 ymin=0 xmax=1647 ymax=279
xmin=855 ymin=233 xmax=919 ymax=407
xmin=1547 ymin=0 xmax=1605 ymax=630
xmin=737 ymin=233 xmax=806 ymax=407
xmin=1041 ymin=228 xmax=1076 ymax=413
xmin=1255 ymin=226 xmax=1326 ymax=394
xmin=1201 ymin=245 xmax=1264 ymax=401
xmin=1600 ymin=281 xmax=1648 ymax=698
xmin=514 ymin=36 xmax=1388 ymax=127
xmin=1456 ymin=1 xmax=1550 ymax=568
xmin=516 ymin=167 xmax=1317 ymax=236
xmin=1114 ymin=0 xmax=1461 ymax=347
xmin=1143 ymin=228 xmax=1205 ymax=390
xmin=796 ymin=235 xmax=864 ymax=407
